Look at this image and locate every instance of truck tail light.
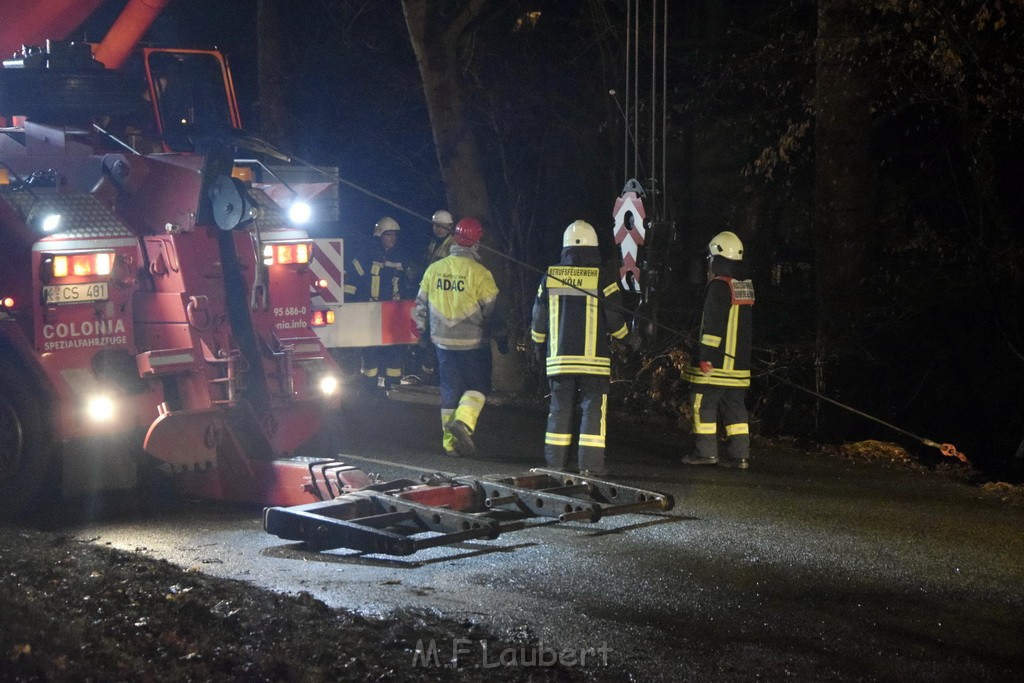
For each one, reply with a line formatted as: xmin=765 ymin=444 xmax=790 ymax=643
xmin=310 ymin=309 xmax=335 ymax=327
xmin=1 ymin=296 xmax=14 ymax=309
xmin=263 ymin=243 xmax=311 ymax=266
xmin=51 ymin=252 xmax=115 ymax=279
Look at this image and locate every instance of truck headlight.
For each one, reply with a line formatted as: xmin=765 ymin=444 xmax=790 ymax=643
xmin=85 ymin=394 xmax=116 ymax=423
xmin=288 ymin=200 xmax=312 ymax=225
xmin=318 ymin=375 xmax=340 ymax=397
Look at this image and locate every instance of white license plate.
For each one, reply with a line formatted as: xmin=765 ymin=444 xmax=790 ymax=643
xmin=42 ymin=282 xmax=109 ymax=304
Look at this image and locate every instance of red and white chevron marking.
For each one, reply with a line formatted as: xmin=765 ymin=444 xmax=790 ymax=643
xmin=310 ymin=239 xmax=345 ymax=303
xmin=612 ymin=192 xmax=647 ymax=292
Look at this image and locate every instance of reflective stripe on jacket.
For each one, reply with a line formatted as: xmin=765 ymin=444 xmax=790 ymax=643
xmin=427 ymin=234 xmax=454 ymax=264
xmin=530 ymin=247 xmax=628 ymax=377
xmin=683 ymin=276 xmax=754 ymax=387
xmin=347 ymin=245 xmax=407 ymax=302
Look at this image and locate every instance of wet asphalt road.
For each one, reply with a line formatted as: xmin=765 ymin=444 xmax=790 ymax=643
xmin=73 ymin=387 xmax=1024 ymax=680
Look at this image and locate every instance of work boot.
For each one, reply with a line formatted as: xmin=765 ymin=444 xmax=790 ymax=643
xmin=680 ymin=454 xmax=719 ymax=466
xmin=448 ymin=419 xmax=476 ymax=457
xmin=717 ymin=458 xmax=749 ymax=470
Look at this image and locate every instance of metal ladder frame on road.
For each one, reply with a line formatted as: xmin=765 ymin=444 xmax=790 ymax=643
xmin=263 ymin=468 xmax=675 ymax=556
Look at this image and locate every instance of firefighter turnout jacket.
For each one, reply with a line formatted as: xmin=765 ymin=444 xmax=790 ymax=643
xmin=530 ymin=247 xmax=629 ymax=376
xmin=413 ymin=245 xmax=502 ymax=351
xmin=427 ymin=233 xmax=454 ymax=264
xmin=683 ymin=275 xmax=754 ymax=387
xmin=346 ymin=243 xmax=408 ymax=302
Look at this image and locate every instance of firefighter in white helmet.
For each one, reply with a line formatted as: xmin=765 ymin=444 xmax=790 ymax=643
xmin=416 ymin=210 xmax=456 ymax=384
xmin=427 ymin=209 xmax=455 ymax=263
xmin=413 ymin=217 xmax=507 ymax=456
xmin=681 ymin=230 xmax=754 ymax=468
xmin=346 ymin=216 xmax=410 ymax=387
xmin=530 ymin=219 xmax=640 ymax=476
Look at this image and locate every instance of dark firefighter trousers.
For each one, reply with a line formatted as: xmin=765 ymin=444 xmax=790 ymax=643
xmin=690 ymin=384 xmax=750 ymax=463
xmin=545 ymin=375 xmax=609 ymax=474
xmin=361 ymin=345 xmax=404 ymax=383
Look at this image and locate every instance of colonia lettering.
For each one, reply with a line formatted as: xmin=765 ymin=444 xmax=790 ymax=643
xmin=43 ymin=319 xmax=126 ymax=339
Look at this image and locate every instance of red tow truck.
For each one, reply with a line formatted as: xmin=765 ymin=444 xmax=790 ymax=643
xmin=0 ymin=0 xmax=343 ymax=511
xmin=0 ymin=0 xmax=673 ymax=554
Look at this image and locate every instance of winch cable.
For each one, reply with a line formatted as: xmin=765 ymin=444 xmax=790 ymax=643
xmin=254 ymin=142 xmax=967 ymax=463
xmin=268 ymin=147 xmax=432 ymax=224
xmin=457 ymin=231 xmax=967 ymax=465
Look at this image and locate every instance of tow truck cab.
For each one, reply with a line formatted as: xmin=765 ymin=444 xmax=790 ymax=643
xmin=0 ymin=40 xmax=341 ymax=509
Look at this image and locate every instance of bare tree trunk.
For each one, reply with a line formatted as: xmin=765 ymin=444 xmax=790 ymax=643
xmin=400 ymin=0 xmax=493 ymax=226
xmin=257 ymin=0 xmax=290 ymax=149
xmin=813 ymin=0 xmax=874 ymax=349
xmin=401 ymin=0 xmax=523 ymax=392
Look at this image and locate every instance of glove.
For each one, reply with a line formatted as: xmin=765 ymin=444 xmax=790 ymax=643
xmin=699 ymin=360 xmax=713 ymax=375
xmin=626 ymin=333 xmax=642 ymax=353
xmin=533 ymin=344 xmax=545 ymax=364
xmin=495 ymin=338 xmax=509 ymax=355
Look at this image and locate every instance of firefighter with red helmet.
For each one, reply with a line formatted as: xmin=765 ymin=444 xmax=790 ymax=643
xmin=413 ymin=217 xmax=507 ymax=455
xmin=347 ymin=216 xmax=410 ymax=387
xmin=530 ymin=220 xmax=639 ymax=476
xmin=681 ymin=230 xmax=754 ymax=469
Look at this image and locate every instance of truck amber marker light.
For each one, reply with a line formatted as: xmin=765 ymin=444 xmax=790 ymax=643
xmin=310 ymin=309 xmax=335 ymax=327
xmin=51 ymin=253 xmax=115 ymax=278
xmin=263 ymin=243 xmax=312 ymax=266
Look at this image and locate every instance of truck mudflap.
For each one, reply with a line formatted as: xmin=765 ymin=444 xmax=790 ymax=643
xmin=263 ymin=467 xmax=675 ymax=556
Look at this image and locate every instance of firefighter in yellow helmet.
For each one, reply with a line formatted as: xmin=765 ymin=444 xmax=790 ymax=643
xmin=530 ymin=220 xmax=640 ymax=476
xmin=413 ymin=217 xmax=507 ymax=455
xmin=347 ymin=216 xmax=410 ymax=387
xmin=681 ymin=230 xmax=754 ymax=468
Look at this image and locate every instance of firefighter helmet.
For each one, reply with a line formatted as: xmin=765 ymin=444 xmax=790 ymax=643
xmin=708 ymin=231 xmax=743 ymax=260
xmin=374 ymin=216 xmax=400 ymax=236
xmin=454 ymin=217 xmax=484 ymax=246
xmin=431 ymin=210 xmax=453 ymax=227
xmin=563 ymin=220 xmax=598 ymax=248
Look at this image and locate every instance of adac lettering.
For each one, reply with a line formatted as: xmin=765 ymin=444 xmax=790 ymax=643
xmin=435 ymin=276 xmax=467 ymax=292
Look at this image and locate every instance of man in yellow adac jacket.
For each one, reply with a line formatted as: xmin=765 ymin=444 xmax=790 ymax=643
xmin=412 ymin=218 xmax=507 ymax=456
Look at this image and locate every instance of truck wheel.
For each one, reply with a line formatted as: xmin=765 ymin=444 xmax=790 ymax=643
xmin=0 ymin=378 xmax=56 ymax=519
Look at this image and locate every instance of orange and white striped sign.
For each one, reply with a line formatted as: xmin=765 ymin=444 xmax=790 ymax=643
xmin=310 ymin=239 xmax=345 ymax=304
